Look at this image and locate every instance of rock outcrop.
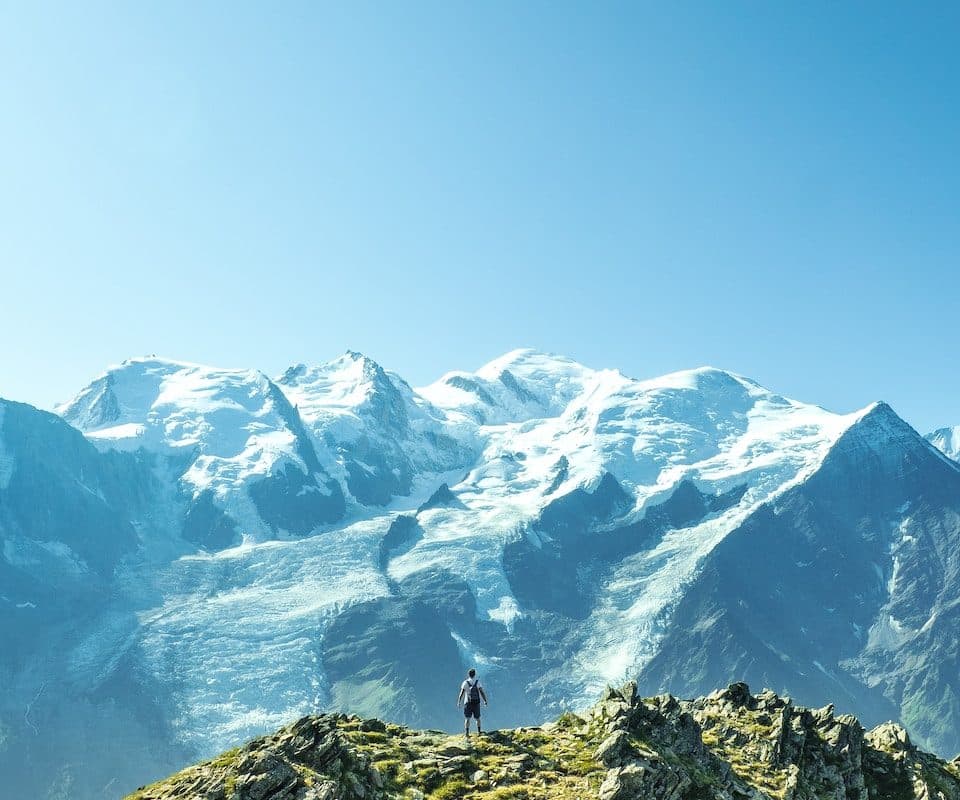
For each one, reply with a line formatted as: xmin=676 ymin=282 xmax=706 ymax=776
xmin=128 ymin=683 xmax=960 ymax=800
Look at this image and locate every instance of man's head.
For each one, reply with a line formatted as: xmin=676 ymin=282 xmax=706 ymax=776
xmin=468 ymin=668 xmax=476 ymax=678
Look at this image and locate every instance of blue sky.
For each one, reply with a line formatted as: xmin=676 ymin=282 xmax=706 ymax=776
xmin=1 ymin=2 xmax=957 ymax=432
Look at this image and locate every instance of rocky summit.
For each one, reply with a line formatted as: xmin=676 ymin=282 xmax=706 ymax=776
xmin=127 ymin=683 xmax=960 ymax=800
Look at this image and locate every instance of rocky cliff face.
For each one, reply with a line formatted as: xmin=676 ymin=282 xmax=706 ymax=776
xmin=128 ymin=683 xmax=960 ymax=800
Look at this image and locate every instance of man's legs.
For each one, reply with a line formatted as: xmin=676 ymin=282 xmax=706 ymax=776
xmin=464 ymin=704 xmax=482 ymax=737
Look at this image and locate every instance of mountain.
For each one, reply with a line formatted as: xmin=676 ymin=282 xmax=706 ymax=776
xmin=0 ymin=398 xmax=189 ymax=797
xmin=276 ymin=351 xmax=473 ymax=507
xmin=58 ymin=356 xmax=346 ymax=545
xmin=128 ymin=682 xmax=960 ymax=800
xmin=926 ymin=425 xmax=960 ymax=462
xmin=4 ymin=349 xmax=960 ymax=799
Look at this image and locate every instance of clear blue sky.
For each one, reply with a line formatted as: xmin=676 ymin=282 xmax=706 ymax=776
xmin=1 ymin=2 xmax=957 ymax=432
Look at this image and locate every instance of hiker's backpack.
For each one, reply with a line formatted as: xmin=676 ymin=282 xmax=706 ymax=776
xmin=468 ymin=679 xmax=481 ymax=703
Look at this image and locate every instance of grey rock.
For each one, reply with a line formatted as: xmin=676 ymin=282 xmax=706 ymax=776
xmin=595 ymin=730 xmax=636 ymax=767
xmin=599 ymin=759 xmax=690 ymax=800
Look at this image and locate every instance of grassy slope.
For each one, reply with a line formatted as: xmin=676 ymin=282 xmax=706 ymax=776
xmin=127 ymin=684 xmax=960 ymax=800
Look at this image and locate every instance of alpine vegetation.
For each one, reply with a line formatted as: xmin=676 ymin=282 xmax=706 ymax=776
xmin=128 ymin=682 xmax=960 ymax=800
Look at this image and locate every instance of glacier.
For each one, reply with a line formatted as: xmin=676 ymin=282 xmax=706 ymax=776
xmin=3 ymin=349 xmax=960 ymax=799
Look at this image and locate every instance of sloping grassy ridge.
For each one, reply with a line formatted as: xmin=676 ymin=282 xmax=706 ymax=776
xmin=127 ymin=682 xmax=960 ymax=800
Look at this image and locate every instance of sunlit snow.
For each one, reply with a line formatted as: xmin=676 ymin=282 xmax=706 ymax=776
xmin=57 ymin=348 xmax=879 ymax=748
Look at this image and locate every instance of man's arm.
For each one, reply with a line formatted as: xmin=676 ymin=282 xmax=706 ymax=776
xmin=480 ymin=686 xmax=488 ymax=704
xmin=457 ymin=687 xmax=465 ymax=706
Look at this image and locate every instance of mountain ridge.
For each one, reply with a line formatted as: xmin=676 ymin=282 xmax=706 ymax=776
xmin=4 ymin=349 xmax=960 ymax=799
xmin=127 ymin=681 xmax=960 ymax=800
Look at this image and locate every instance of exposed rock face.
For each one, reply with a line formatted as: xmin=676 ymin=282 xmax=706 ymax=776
xmin=128 ymin=683 xmax=960 ymax=800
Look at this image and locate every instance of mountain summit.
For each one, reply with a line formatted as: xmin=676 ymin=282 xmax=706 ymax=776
xmin=128 ymin=682 xmax=960 ymax=800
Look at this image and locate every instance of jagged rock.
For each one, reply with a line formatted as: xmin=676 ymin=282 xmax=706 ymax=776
xmin=596 ymin=730 xmax=636 ymax=767
xmin=617 ymin=680 xmax=638 ymax=706
xmin=599 ymin=758 xmax=691 ymax=800
xmin=866 ymin=721 xmax=913 ymax=753
xmin=303 ymin=783 xmax=338 ymax=800
xmin=127 ymin=685 xmax=960 ymax=800
xmin=232 ymin=752 xmax=301 ymax=799
xmin=710 ymin=682 xmax=755 ymax=711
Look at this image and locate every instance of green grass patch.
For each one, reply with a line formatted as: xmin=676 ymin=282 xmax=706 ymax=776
xmin=429 ymin=778 xmax=472 ymax=799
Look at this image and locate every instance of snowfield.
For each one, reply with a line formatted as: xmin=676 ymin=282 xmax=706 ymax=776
xmin=55 ymin=349 xmax=900 ymax=751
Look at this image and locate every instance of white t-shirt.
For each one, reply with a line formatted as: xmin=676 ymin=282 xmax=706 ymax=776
xmin=461 ymin=678 xmax=483 ymax=699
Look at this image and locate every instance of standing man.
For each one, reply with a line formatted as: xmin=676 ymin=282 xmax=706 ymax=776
xmin=457 ymin=668 xmax=488 ymax=738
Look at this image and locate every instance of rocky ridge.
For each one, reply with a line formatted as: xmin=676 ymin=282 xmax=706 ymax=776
xmin=127 ymin=683 xmax=960 ymax=800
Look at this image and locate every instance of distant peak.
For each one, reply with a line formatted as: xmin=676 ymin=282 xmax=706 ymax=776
xmin=475 ymin=348 xmax=593 ymax=379
xmin=828 ymin=400 xmax=926 ymax=456
xmin=318 ymin=350 xmax=388 ymax=376
xmin=679 ymin=365 xmax=756 ymax=383
xmin=98 ymin=356 xmax=265 ymax=382
xmin=279 ymin=363 xmax=308 ymax=383
xmin=274 ymin=351 xmax=409 ymax=419
xmin=852 ymin=400 xmax=900 ymax=424
xmin=925 ymin=425 xmax=960 ymax=462
xmin=116 ymin=355 xmax=197 ymax=369
xmin=279 ymin=352 xmax=378 ymax=379
xmin=58 ymin=357 xmax=277 ymax=429
xmin=634 ymin=365 xmax=764 ymax=396
xmin=492 ymin=346 xmax=553 ymax=362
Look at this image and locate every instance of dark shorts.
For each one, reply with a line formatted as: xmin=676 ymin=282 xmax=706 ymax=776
xmin=463 ymin=700 xmax=481 ymax=719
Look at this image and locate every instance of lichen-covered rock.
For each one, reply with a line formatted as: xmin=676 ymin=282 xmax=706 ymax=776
xmin=598 ymin=758 xmax=691 ymax=800
xmin=127 ymin=684 xmax=960 ymax=800
xmin=866 ymin=721 xmax=913 ymax=753
xmin=595 ymin=730 xmax=636 ymax=767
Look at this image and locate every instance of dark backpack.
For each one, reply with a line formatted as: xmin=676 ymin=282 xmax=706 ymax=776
xmin=467 ymin=679 xmax=481 ymax=703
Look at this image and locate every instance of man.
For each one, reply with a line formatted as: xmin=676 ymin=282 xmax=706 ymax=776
xmin=457 ymin=668 xmax=488 ymax=738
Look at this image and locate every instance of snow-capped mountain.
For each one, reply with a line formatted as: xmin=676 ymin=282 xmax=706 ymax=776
xmin=926 ymin=425 xmax=960 ymax=462
xmin=276 ymin=351 xmax=474 ymax=506
xmin=4 ymin=349 xmax=960 ymax=799
xmin=57 ymin=357 xmax=346 ymax=546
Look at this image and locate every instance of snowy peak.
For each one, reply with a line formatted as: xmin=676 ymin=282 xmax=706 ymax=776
xmin=56 ymin=357 xmax=273 ymax=447
xmin=420 ymin=354 xmax=777 ymax=431
xmin=926 ymin=425 xmax=960 ymax=462
xmin=830 ymin=401 xmax=943 ymax=471
xmin=631 ymin=364 xmax=765 ymax=395
xmin=276 ymin=351 xmax=474 ymax=506
xmin=474 ymin=347 xmax=596 ymax=386
xmin=277 ymin=350 xmax=411 ymax=434
xmin=56 ymin=356 xmax=190 ymax=433
xmin=419 ymin=348 xmax=598 ymax=424
xmin=57 ymin=352 xmax=887 ymax=524
xmin=57 ymin=357 xmax=347 ymax=541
